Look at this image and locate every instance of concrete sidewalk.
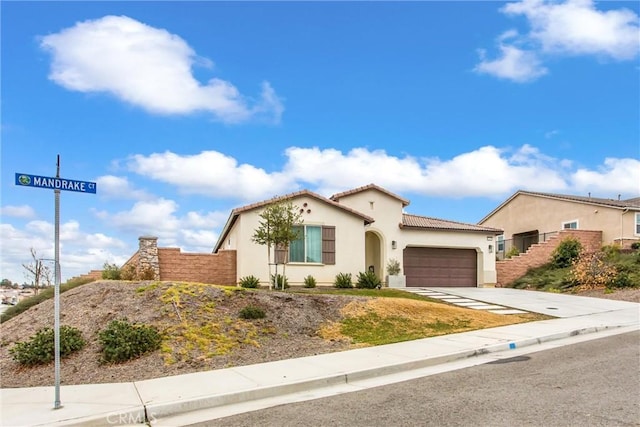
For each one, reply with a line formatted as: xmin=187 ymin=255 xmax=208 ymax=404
xmin=1 ymin=289 xmax=638 ymax=426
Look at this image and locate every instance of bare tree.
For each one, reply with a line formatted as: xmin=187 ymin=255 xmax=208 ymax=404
xmin=22 ymin=248 xmax=52 ymax=295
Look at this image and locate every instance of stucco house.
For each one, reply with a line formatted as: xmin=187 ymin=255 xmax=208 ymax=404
xmin=478 ymin=190 xmax=640 ymax=258
xmin=213 ymin=184 xmax=502 ymax=288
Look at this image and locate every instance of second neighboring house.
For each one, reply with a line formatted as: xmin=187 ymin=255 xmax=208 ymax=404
xmin=213 ymin=184 xmax=501 ymax=288
xmin=478 ymin=190 xmax=640 ymax=258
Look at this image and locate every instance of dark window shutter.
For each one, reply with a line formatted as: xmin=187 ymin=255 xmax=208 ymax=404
xmin=275 ymin=243 xmax=288 ymax=264
xmin=322 ymin=226 xmax=336 ymax=265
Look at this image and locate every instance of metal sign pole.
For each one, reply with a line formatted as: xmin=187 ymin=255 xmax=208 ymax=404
xmin=54 ymin=155 xmax=62 ymax=409
xmin=14 ymin=155 xmax=97 ymax=410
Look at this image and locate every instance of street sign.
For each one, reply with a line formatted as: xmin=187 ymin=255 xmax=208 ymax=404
xmin=15 ymin=173 xmax=97 ymax=194
xmin=15 ymin=158 xmax=97 ymax=410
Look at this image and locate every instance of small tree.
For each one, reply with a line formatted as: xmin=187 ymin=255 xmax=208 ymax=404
xmin=252 ymin=200 xmax=302 ymax=290
xmin=386 ymin=259 xmax=401 ymax=276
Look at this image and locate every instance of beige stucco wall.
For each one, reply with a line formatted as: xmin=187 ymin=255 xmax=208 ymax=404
xmin=335 ymin=188 xmax=404 ymax=278
xmin=481 ymin=194 xmax=637 ymax=246
xmin=231 ymin=195 xmax=367 ymax=286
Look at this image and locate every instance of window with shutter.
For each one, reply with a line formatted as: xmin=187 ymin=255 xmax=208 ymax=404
xmin=287 ymin=225 xmax=335 ymax=264
xmin=322 ymin=226 xmax=335 ymax=265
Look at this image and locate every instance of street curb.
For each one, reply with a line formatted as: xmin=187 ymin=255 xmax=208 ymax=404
xmin=145 ymin=324 xmax=628 ymax=425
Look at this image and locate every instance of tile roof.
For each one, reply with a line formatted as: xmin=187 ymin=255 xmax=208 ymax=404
xmin=213 ymin=189 xmax=374 ymax=252
xmin=519 ymin=190 xmax=640 ymax=209
xmin=230 ymin=189 xmax=374 ymax=222
xmin=402 ymin=213 xmax=502 ymax=233
xmin=330 ymin=183 xmax=410 ymax=207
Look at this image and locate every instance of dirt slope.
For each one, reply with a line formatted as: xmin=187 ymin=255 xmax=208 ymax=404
xmin=0 ymin=281 xmax=360 ymax=388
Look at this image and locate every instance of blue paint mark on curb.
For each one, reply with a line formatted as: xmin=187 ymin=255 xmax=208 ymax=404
xmin=509 ymin=342 xmax=516 ymax=349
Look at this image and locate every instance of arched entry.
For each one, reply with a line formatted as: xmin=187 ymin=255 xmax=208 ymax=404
xmin=365 ymin=231 xmax=383 ymax=280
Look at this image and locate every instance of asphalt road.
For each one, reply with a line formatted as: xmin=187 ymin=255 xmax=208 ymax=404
xmin=207 ymin=331 xmax=640 ymax=427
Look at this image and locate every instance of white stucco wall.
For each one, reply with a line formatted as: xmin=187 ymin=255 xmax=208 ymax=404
xmin=232 ymin=195 xmax=368 ymax=286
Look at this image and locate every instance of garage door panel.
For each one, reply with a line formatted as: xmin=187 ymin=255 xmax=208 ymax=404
xmin=403 ymin=247 xmax=477 ymax=287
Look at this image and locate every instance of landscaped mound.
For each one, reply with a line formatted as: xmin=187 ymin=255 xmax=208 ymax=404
xmin=0 ymin=280 xmax=542 ymax=389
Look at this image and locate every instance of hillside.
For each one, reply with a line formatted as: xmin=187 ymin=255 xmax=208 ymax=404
xmin=0 ymin=280 xmax=543 ymax=388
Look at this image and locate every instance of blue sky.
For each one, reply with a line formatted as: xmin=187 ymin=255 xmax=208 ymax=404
xmin=1 ymin=1 xmax=639 ymax=282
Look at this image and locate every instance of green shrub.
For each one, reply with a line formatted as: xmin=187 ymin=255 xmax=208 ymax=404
xmin=239 ymin=305 xmax=266 ymax=319
xmin=9 ymin=325 xmax=85 ymax=366
xmin=631 ymin=242 xmax=640 ymax=250
xmin=505 ymin=247 xmax=520 ymax=259
xmin=101 ymin=262 xmax=121 ymax=280
xmin=607 ymin=271 xmax=636 ymax=289
xmin=98 ymin=319 xmax=162 ymax=364
xmin=356 ymin=271 xmax=382 ymax=289
xmin=334 ymin=272 xmax=353 ymax=288
xmin=303 ymin=275 xmax=317 ymax=288
xmin=602 ymin=244 xmax=621 ymax=260
xmin=239 ymin=275 xmax=261 ymax=288
xmin=386 ymin=259 xmax=401 ymax=276
xmin=271 ymin=274 xmax=289 ymax=290
xmin=551 ymin=238 xmax=582 ymax=268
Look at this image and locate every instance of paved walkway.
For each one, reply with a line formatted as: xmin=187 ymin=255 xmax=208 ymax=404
xmin=1 ymin=288 xmax=638 ymax=426
xmin=403 ymin=288 xmax=529 ymax=314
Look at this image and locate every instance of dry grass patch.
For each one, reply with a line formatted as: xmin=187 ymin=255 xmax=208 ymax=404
xmin=319 ymin=297 xmax=547 ymax=346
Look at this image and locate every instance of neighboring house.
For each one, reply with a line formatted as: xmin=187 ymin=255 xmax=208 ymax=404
xmin=479 ymin=190 xmax=640 ymax=258
xmin=213 ymin=184 xmax=502 ymax=288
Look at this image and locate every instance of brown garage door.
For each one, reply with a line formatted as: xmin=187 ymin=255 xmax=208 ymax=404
xmin=403 ymin=247 xmax=477 ymax=287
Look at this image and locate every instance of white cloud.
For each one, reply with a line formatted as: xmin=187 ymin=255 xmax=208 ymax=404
xmin=0 ymin=221 xmax=128 ymax=283
xmin=125 ymin=145 xmax=638 ymax=201
xmin=96 ymin=175 xmax=152 ymax=200
xmin=0 ymin=205 xmax=36 ymax=218
xmin=282 ymin=144 xmax=570 ymax=197
xmin=545 ymin=129 xmax=560 ymax=139
xmin=95 ymin=198 xmax=226 ymax=252
xmin=127 ymin=150 xmax=294 ymax=200
xmin=571 ymin=157 xmax=640 ymax=195
xmin=503 ymin=0 xmax=640 ymax=60
xmin=476 ymin=0 xmax=639 ymax=82
xmin=474 ymin=44 xmax=548 ymax=82
xmin=40 ymin=15 xmax=283 ymax=123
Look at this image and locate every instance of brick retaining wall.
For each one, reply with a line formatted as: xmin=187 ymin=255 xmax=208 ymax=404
xmin=119 ymin=237 xmax=237 ymax=285
xmin=157 ymin=248 xmax=236 ymax=285
xmin=68 ymin=269 xmax=103 ymax=283
xmin=496 ymin=230 xmax=602 ymax=287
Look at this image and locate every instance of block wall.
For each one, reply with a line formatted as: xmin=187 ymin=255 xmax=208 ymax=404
xmin=496 ymin=230 xmax=602 ymax=287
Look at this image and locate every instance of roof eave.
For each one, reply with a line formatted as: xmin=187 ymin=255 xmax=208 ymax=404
xmin=212 ymin=211 xmax=239 ymax=253
xmin=401 ymin=224 xmax=503 ymax=234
